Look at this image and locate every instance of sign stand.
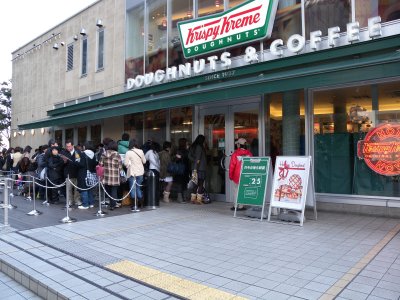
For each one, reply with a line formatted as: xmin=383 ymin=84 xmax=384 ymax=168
xmin=234 ymin=157 xmax=271 ymax=221
xmin=267 ymin=156 xmax=316 ymax=226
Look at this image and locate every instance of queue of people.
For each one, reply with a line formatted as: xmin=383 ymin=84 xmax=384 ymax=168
xmin=0 ymin=133 xmax=218 ymax=210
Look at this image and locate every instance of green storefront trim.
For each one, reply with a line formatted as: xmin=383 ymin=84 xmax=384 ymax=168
xmin=19 ymin=34 xmax=400 ymax=129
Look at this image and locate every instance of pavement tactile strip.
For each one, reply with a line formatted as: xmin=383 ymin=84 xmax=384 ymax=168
xmin=106 ymin=260 xmax=248 ymax=300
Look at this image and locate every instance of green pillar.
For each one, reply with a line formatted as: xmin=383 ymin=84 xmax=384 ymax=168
xmin=333 ymin=100 xmax=347 ymax=133
xmin=282 ymin=90 xmax=300 ymax=155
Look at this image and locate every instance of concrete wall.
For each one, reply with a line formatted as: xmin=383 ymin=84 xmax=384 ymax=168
xmin=11 ymin=0 xmax=125 ymax=149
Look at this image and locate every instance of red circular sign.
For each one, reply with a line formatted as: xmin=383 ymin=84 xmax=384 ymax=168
xmin=361 ymin=123 xmax=400 ymax=176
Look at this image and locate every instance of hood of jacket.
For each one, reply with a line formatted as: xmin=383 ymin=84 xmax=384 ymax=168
xmin=84 ymin=149 xmax=95 ymax=159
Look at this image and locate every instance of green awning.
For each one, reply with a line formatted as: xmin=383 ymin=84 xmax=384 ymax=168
xmin=18 ymin=35 xmax=400 ymax=130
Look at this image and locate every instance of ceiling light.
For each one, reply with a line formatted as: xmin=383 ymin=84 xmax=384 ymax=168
xmin=80 ymin=28 xmax=86 ymax=36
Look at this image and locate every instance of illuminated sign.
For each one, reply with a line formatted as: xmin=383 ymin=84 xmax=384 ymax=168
xmin=178 ymin=0 xmax=278 ymax=58
xmin=126 ymin=16 xmax=383 ymax=90
xmin=358 ymin=123 xmax=400 ymax=176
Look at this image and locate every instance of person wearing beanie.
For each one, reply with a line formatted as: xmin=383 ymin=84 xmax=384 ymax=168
xmin=229 ymin=138 xmax=253 ymax=211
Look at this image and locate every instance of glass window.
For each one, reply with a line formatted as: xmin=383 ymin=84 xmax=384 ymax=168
xmin=91 ymin=125 xmax=102 ymax=147
xmin=356 ymin=0 xmax=400 ymax=27
xmin=265 ymin=91 xmax=305 ymax=169
xmin=146 ymin=0 xmax=167 ymax=73
xmin=126 ymin=0 xmax=145 ymax=81
xmin=124 ymin=112 xmax=144 ymax=145
xmin=81 ymin=37 xmax=88 ymax=76
xmin=169 ymin=0 xmax=193 ymax=67
xmin=305 ymin=0 xmax=351 ymax=39
xmin=144 ymin=110 xmax=166 ymax=145
xmin=67 ymin=44 xmax=74 ymax=71
xmin=65 ymin=128 xmax=74 ymax=143
xmin=198 ymin=0 xmax=224 ymax=17
xmin=55 ymin=130 xmax=63 ymax=145
xmin=97 ymin=29 xmax=104 ymax=70
xmin=229 ymin=0 xmax=247 ymax=9
xmin=170 ymin=107 xmax=193 ymax=145
xmin=78 ymin=127 xmax=87 ymax=146
xmin=313 ymin=81 xmax=400 ymax=197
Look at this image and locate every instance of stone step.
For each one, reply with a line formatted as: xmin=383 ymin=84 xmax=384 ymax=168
xmin=0 ymin=232 xmax=174 ymax=300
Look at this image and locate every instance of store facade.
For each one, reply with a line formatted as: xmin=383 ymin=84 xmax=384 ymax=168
xmin=14 ymin=0 xmax=400 ymax=213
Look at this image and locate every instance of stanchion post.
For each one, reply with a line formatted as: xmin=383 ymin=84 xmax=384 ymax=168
xmin=95 ymin=181 xmax=107 ymax=217
xmin=27 ymin=177 xmax=42 ymax=216
xmin=26 ymin=177 xmax=32 ymax=201
xmin=4 ymin=177 xmax=17 ymax=209
xmin=60 ymin=177 xmax=76 ymax=223
xmin=131 ymin=176 xmax=140 ymax=213
xmin=42 ymin=177 xmax=49 ymax=206
xmin=3 ymin=178 xmax=9 ymax=227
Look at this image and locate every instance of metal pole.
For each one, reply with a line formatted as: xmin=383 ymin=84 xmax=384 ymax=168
xmin=3 ymin=179 xmax=9 ymax=227
xmin=26 ymin=176 xmax=32 ymax=201
xmin=131 ymin=176 xmax=140 ymax=212
xmin=27 ymin=177 xmax=42 ymax=216
xmin=95 ymin=181 xmax=107 ymax=217
xmin=42 ymin=177 xmax=49 ymax=206
xmin=60 ymin=177 xmax=76 ymax=223
xmin=3 ymin=177 xmax=17 ymax=209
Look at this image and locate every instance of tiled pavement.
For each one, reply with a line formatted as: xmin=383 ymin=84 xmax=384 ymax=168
xmin=0 ymin=195 xmax=400 ymax=299
xmin=0 ymin=269 xmax=42 ymax=299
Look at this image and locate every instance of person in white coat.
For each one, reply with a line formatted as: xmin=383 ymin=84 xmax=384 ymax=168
xmin=124 ymin=139 xmax=146 ymax=210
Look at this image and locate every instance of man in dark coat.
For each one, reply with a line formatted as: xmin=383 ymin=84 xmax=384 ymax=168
xmin=61 ymin=140 xmax=81 ymax=207
xmin=47 ymin=146 xmax=64 ymax=204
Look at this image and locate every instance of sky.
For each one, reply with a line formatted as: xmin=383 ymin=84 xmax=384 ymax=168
xmin=0 ymin=0 xmax=98 ymax=82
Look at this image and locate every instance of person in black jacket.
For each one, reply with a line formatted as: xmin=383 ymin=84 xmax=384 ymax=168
xmin=61 ymin=140 xmax=81 ymax=207
xmin=174 ymin=138 xmax=190 ymax=203
xmin=46 ymin=146 xmax=64 ymax=204
xmin=76 ymin=141 xmax=97 ymax=209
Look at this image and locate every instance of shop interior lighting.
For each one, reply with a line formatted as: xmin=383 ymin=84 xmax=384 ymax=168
xmin=187 ymin=0 xmax=192 ymax=18
xmin=215 ymin=0 xmax=220 ymax=8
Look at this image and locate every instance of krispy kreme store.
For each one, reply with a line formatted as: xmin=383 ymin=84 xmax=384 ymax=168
xmin=19 ymin=0 xmax=400 ymax=213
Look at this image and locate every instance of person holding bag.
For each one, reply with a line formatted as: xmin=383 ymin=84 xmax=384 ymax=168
xmin=99 ymin=141 xmax=123 ymax=211
xmin=75 ymin=142 xmax=97 ymax=209
xmin=188 ymin=134 xmax=207 ymax=204
xmin=124 ymin=139 xmax=146 ymax=210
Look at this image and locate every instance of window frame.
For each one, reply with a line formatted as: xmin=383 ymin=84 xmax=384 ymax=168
xmin=66 ymin=43 xmax=74 ymax=72
xmin=81 ymin=36 xmax=88 ymax=77
xmin=97 ymin=28 xmax=105 ymax=71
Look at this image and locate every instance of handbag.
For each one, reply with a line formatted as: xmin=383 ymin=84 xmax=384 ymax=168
xmin=120 ymin=170 xmax=127 ymax=183
xmin=84 ymin=154 xmax=98 ymax=187
xmin=167 ymin=161 xmax=185 ymax=175
xmin=85 ymin=170 xmax=98 ymax=187
xmin=96 ymin=164 xmax=104 ymax=179
xmin=187 ymin=169 xmax=198 ymax=189
xmin=39 ymin=167 xmax=47 ymax=180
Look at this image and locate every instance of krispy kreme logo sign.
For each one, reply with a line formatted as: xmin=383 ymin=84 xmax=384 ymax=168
xmin=358 ymin=123 xmax=400 ymax=176
xmin=178 ymin=0 xmax=278 ymax=58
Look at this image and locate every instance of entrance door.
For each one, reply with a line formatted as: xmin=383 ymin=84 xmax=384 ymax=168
xmin=199 ymin=101 xmax=260 ymax=202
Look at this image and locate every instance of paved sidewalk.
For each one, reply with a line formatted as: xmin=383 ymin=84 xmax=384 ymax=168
xmin=0 ymin=270 xmax=41 ymax=300
xmin=1 ymin=201 xmax=400 ymax=299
